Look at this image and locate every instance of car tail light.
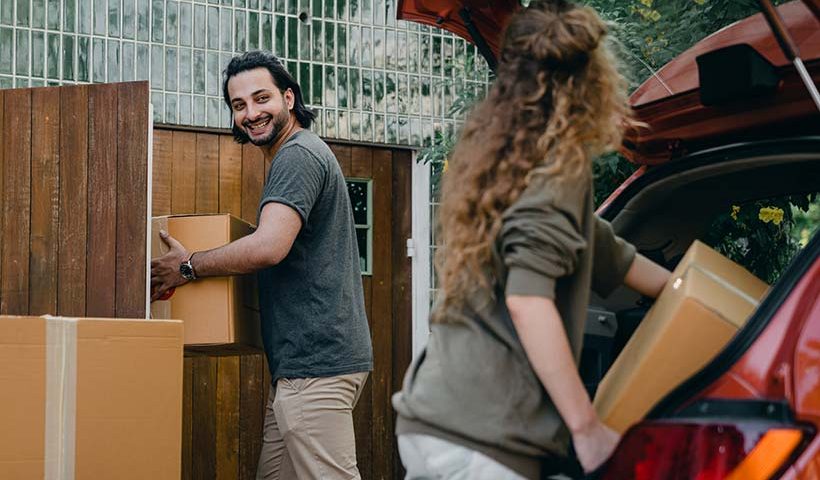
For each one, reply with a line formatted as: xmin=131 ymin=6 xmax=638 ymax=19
xmin=600 ymin=421 xmax=807 ymax=480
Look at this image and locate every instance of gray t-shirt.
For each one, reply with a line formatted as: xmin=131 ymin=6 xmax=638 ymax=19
xmin=257 ymin=129 xmax=373 ymax=381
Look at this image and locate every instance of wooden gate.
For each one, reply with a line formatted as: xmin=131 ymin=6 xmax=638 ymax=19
xmin=330 ymin=143 xmax=413 ymax=480
xmin=0 ymin=82 xmax=150 ymax=318
xmin=152 ymin=127 xmax=414 ymax=480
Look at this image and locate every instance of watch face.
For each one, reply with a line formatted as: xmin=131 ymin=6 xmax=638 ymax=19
xmin=180 ymin=262 xmax=195 ymax=280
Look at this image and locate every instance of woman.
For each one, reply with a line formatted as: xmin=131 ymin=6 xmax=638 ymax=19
xmin=392 ymin=1 xmax=671 ymax=478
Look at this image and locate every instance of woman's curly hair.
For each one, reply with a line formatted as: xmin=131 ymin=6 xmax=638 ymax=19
xmin=433 ymin=0 xmax=633 ymax=320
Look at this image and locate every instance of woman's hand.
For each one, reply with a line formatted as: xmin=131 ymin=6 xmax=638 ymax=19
xmin=571 ymin=419 xmax=621 ymax=473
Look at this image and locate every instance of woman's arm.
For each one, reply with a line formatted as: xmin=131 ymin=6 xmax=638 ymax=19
xmin=507 ymin=294 xmax=619 ymax=473
xmin=623 ymin=253 xmax=671 ymax=298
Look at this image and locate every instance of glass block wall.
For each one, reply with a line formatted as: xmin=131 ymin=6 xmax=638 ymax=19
xmin=0 ymin=0 xmax=491 ymax=147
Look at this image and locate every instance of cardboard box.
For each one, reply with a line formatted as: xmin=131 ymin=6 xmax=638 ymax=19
xmin=0 ymin=315 xmax=183 ymax=479
xmin=593 ymin=241 xmax=769 ymax=433
xmin=151 ymin=214 xmax=262 ymax=346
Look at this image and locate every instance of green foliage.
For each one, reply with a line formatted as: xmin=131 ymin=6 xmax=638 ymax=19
xmin=792 ymin=194 xmax=820 ymax=247
xmin=705 ymin=195 xmax=817 ymax=284
xmin=418 ymin=129 xmax=456 ymax=201
xmin=417 ymin=53 xmax=489 ymax=200
xmin=593 ymin=152 xmax=637 ymax=207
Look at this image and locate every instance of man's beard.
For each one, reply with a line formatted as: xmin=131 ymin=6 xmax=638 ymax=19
xmin=244 ymin=108 xmax=290 ymax=147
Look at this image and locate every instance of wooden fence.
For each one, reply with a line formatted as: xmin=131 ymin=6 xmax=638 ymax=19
xmin=0 ymin=81 xmax=150 ymax=318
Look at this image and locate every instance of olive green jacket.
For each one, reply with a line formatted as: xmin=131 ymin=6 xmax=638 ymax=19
xmin=393 ymin=174 xmax=636 ymax=479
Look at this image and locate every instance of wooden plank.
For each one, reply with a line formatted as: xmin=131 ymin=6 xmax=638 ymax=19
xmin=86 ymin=83 xmax=117 ymax=318
xmin=370 ymin=148 xmax=393 ymax=480
xmin=239 ymin=348 xmax=265 ymax=480
xmin=151 ymin=129 xmax=174 ymax=216
xmin=241 ymin=143 xmax=264 ymax=225
xmin=216 ymin=354 xmax=241 ymax=480
xmin=57 ymin=85 xmax=89 ymax=317
xmin=351 ymin=145 xmax=373 ymax=179
xmin=1 ymin=89 xmax=32 ymax=315
xmin=192 ymin=353 xmax=217 ymax=479
xmin=360 ymin=148 xmax=373 ymax=480
xmin=182 ymin=351 xmax=195 ymax=480
xmin=29 ymin=87 xmax=61 ymax=315
xmin=391 ymin=150 xmax=413 ymax=480
xmin=195 ymin=133 xmax=219 ymax=214
xmin=171 ymin=131 xmax=197 ymax=214
xmin=219 ymin=135 xmax=243 ymax=218
xmin=355 ymin=238 xmax=374 ymax=478
xmin=330 ymin=143 xmax=352 ymax=177
xmin=115 ymin=81 xmax=149 ymax=318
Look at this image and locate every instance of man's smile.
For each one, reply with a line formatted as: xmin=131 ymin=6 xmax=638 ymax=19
xmin=246 ymin=116 xmax=272 ymax=133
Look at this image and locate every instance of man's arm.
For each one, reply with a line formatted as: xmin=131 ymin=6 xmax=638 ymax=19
xmin=623 ymin=253 xmax=671 ymax=298
xmin=150 ymin=202 xmax=301 ymax=300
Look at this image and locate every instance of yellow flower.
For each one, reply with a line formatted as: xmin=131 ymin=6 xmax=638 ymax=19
xmin=443 ymin=159 xmax=449 ymax=173
xmin=758 ymin=206 xmax=784 ymax=225
xmin=730 ymin=205 xmax=740 ymax=221
xmin=635 ymin=7 xmax=662 ymax=21
xmin=640 ymin=0 xmax=653 ymax=7
xmin=800 ymin=228 xmax=810 ymax=247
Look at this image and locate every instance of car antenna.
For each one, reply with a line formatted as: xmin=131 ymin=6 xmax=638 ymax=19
xmin=757 ymin=0 xmax=820 ymax=112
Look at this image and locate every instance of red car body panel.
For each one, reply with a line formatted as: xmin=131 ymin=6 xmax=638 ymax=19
xmin=395 ymin=0 xmax=519 ymax=58
xmin=595 ymin=165 xmax=647 ymax=215
xmin=786 ymin=286 xmax=820 ymax=479
xmin=622 ymin=63 xmax=820 ymax=165
xmin=397 ymin=0 xmax=820 ymax=166
xmin=623 ymin=1 xmax=820 ymax=165
xmin=696 ymin=255 xmax=820 ymax=408
xmin=630 ymin=1 xmax=819 ymax=107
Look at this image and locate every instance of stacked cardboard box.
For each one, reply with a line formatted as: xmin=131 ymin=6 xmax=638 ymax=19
xmin=0 ymin=315 xmax=184 ymax=479
xmin=151 ymin=214 xmax=262 ymax=347
xmin=594 ymin=241 xmax=769 ymax=433
xmin=150 ymin=214 xmax=273 ymax=479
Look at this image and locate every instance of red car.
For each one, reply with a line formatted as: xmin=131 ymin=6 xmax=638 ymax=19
xmin=399 ymin=1 xmax=820 ymax=478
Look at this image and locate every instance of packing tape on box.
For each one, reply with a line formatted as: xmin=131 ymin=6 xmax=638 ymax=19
xmin=44 ymin=315 xmax=77 ymax=480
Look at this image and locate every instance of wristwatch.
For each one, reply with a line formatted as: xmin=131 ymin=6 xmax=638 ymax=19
xmin=180 ymin=253 xmax=198 ymax=281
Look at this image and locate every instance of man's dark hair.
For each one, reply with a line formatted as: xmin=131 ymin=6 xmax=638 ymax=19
xmin=222 ymin=50 xmax=315 ymax=143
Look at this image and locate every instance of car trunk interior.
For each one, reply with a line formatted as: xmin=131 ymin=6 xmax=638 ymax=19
xmin=581 ymin=138 xmax=820 ymax=399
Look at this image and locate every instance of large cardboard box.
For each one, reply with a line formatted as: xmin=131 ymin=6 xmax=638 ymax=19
xmin=0 ymin=315 xmax=183 ymax=479
xmin=593 ymin=241 xmax=769 ymax=433
xmin=151 ymin=214 xmax=262 ymax=346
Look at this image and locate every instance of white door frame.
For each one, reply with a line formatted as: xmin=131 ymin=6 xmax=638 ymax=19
xmin=410 ymin=154 xmax=431 ymax=358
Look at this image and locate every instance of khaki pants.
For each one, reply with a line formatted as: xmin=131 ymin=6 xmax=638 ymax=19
xmin=256 ymin=372 xmax=369 ymax=480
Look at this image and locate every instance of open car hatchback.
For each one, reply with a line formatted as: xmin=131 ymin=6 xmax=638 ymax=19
xmin=398 ymin=1 xmax=820 ymax=478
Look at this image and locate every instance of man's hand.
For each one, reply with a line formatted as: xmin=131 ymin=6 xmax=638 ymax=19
xmin=150 ymin=231 xmax=190 ymax=302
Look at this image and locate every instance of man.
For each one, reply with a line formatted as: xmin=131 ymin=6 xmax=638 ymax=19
xmin=151 ymin=50 xmax=373 ymax=480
